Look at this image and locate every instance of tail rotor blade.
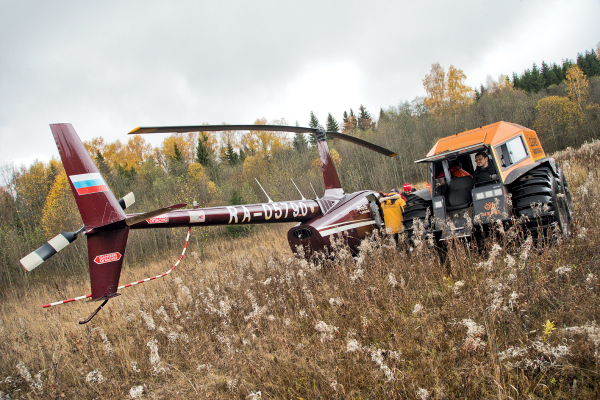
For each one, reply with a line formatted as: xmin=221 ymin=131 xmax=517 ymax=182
xmin=20 ymin=228 xmax=83 ymax=271
xmin=118 ymin=192 xmax=135 ymax=210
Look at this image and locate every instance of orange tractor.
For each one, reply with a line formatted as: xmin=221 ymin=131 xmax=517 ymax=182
xmin=402 ymin=121 xmax=574 ymax=241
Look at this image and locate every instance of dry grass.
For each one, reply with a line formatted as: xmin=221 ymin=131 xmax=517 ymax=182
xmin=1 ymin=142 xmax=600 ymax=399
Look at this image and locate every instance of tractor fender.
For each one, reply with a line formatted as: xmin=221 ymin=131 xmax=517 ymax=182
xmin=410 ymin=188 xmax=432 ymax=202
xmin=503 ymin=157 xmax=560 ymax=185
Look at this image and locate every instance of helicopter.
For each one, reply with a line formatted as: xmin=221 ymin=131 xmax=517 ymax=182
xmin=20 ymin=123 xmax=397 ymax=323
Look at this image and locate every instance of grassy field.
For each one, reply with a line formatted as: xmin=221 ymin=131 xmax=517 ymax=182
xmin=1 ymin=142 xmax=600 ymax=399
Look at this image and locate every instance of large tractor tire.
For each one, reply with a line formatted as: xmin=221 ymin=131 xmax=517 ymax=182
xmin=559 ymin=169 xmax=575 ymax=222
xmin=402 ymin=193 xmax=432 ymax=233
xmin=509 ymin=165 xmax=570 ymax=235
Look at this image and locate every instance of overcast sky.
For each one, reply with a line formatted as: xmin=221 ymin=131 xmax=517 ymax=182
xmin=1 ymin=0 xmax=598 ymax=167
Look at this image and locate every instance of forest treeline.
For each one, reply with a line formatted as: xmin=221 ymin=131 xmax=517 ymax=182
xmin=508 ymin=47 xmax=600 ymax=94
xmin=1 ymin=45 xmax=599 ymax=290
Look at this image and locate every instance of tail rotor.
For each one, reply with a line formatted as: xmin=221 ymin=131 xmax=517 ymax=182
xmin=19 ymin=192 xmax=136 ymax=272
xmin=20 ymin=226 xmax=85 ymax=271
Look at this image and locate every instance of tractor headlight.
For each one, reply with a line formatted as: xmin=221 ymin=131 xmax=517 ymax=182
xmin=475 ymin=188 xmax=503 ymax=201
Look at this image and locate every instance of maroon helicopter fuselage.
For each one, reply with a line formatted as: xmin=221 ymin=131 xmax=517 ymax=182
xmin=126 ymin=131 xmax=383 ymax=256
xmin=33 ymin=123 xmax=391 ymax=311
xmin=126 ymin=190 xmax=381 ymax=256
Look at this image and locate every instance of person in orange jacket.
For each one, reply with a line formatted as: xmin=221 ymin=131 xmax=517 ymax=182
xmin=379 ymin=188 xmax=405 ymax=244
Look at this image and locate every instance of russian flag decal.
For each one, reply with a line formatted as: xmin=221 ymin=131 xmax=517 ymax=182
xmin=69 ymin=173 xmax=109 ymax=195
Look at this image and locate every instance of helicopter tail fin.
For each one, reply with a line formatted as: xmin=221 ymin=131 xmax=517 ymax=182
xmin=50 ymin=124 xmax=129 ymax=301
xmin=50 ymin=124 xmax=127 ymax=230
xmin=314 ymin=127 xmax=344 ymax=197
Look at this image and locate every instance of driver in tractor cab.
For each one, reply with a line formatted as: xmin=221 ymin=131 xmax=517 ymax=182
xmin=379 ymin=188 xmax=405 ymax=244
xmin=473 ymin=151 xmax=498 ymax=184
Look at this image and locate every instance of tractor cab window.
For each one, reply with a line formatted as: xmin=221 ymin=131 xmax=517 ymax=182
xmin=494 ymin=135 xmax=528 ymax=170
xmin=432 ymin=161 xmax=446 ymax=196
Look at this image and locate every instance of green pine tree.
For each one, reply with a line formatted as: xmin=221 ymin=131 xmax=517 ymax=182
xmin=225 ymin=141 xmax=238 ymax=165
xmin=358 ymin=105 xmax=372 ymax=130
xmin=196 ymin=132 xmax=213 ymax=166
xmin=309 ymin=111 xmax=320 ymax=128
xmin=95 ymin=151 xmax=111 ymax=176
xmin=293 ymin=132 xmax=309 ymax=153
xmin=238 ymin=146 xmax=247 ymax=163
xmin=172 ymin=143 xmax=184 ymax=163
xmin=530 ymin=63 xmax=545 ymax=92
xmin=552 ymin=63 xmax=564 ymax=83
xmin=326 ymin=113 xmax=339 ymax=132
xmin=378 ymin=108 xmax=387 ymax=122
xmin=168 ymin=143 xmax=188 ymax=176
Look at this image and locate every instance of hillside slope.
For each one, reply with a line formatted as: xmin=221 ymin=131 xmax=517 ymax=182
xmin=1 ymin=142 xmax=599 ymax=399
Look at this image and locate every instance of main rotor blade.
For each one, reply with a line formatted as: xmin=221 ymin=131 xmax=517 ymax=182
xmin=129 ymin=125 xmax=397 ymax=157
xmin=130 ymin=125 xmax=316 ymax=135
xmin=326 ymin=132 xmax=397 ymax=157
xmin=20 ymin=228 xmax=83 ymax=271
xmin=124 ymin=203 xmax=187 ymax=226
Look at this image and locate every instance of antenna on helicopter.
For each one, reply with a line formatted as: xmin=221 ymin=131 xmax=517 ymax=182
xmin=310 ymin=183 xmax=320 ymax=200
xmin=290 ymin=179 xmax=306 ymax=201
xmin=255 ymin=178 xmax=274 ymax=203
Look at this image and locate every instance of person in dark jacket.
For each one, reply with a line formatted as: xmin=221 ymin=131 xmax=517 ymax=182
xmin=473 ymin=151 xmax=498 ymax=184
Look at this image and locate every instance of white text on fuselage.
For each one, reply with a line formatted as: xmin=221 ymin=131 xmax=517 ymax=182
xmin=227 ymin=202 xmax=316 ymax=224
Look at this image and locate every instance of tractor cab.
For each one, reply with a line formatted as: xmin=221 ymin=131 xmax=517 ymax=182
xmin=417 ymin=146 xmax=506 ymax=240
xmin=403 ymin=121 xmax=572 ymax=242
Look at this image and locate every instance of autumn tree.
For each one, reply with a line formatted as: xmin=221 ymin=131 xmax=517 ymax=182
xmin=534 ymin=96 xmax=581 ymax=150
xmin=187 ymin=163 xmax=219 ymax=205
xmin=566 ymin=65 xmax=599 ymax=140
xmin=357 ymin=105 xmax=372 ymax=130
xmin=161 ymin=133 xmax=197 ymax=165
xmin=240 ymin=118 xmax=289 ymax=158
xmin=423 ymin=63 xmax=447 ymax=115
xmin=476 ymin=74 xmax=513 ymax=98
xmin=342 ymin=109 xmax=357 ymax=133
xmin=85 ymin=135 xmax=153 ymax=172
xmin=40 ymin=171 xmax=80 ymax=238
xmin=423 ymin=63 xmax=473 ymax=116
xmin=167 ymin=143 xmax=188 ymax=176
xmin=15 ymin=161 xmax=57 ymax=228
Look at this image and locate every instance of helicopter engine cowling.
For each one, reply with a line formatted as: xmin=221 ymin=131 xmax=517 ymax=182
xmin=287 ymin=191 xmax=382 ymax=258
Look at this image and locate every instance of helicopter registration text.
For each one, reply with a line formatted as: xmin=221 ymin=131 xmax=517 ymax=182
xmin=226 ymin=202 xmax=315 ymax=224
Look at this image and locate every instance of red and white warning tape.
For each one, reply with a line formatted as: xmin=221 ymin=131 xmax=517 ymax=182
xmin=42 ymin=228 xmax=192 ymax=308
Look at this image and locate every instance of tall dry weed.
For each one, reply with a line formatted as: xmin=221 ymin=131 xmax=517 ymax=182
xmin=1 ymin=144 xmax=600 ymax=398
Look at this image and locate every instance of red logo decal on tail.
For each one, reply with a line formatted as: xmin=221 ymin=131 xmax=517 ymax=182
xmin=147 ymin=214 xmax=169 ymax=224
xmin=94 ymin=252 xmax=122 ymax=264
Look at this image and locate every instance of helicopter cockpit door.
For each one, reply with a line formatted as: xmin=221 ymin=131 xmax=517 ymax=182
xmin=366 ymin=194 xmax=383 ymax=229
